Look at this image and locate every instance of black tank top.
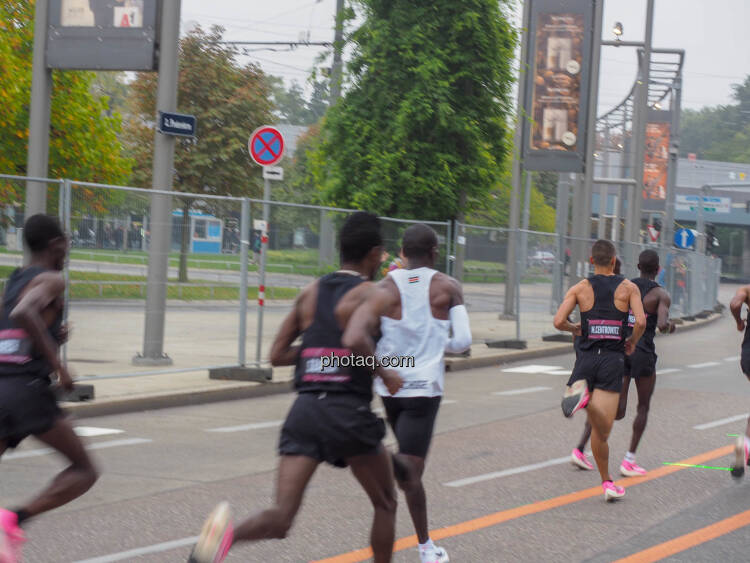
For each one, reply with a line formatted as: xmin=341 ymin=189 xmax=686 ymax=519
xmin=0 ymin=266 xmax=63 ymax=379
xmin=579 ymin=274 xmax=628 ymax=353
xmin=627 ymin=277 xmax=660 ymax=354
xmin=743 ymin=314 xmax=750 ymax=353
xmin=294 ymin=272 xmax=374 ymax=399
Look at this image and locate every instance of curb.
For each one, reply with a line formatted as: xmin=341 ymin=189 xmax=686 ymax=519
xmin=62 ymin=380 xmax=292 ymax=419
xmin=64 ymin=312 xmax=723 ymax=418
xmin=445 ymin=311 xmax=723 ymax=373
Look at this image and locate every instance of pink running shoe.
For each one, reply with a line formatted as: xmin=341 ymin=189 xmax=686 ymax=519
xmin=561 ymin=380 xmax=590 ymax=418
xmin=619 ymin=460 xmax=647 ymax=477
xmin=602 ymin=480 xmax=625 ymax=502
xmin=571 ymin=448 xmax=594 ymax=470
xmin=731 ymin=435 xmax=749 ymax=479
xmin=188 ymin=502 xmax=233 ymax=563
xmin=0 ymin=509 xmax=25 ymax=563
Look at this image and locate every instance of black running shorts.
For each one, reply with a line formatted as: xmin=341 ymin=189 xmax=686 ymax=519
xmin=279 ymin=392 xmax=385 ymax=468
xmin=624 ymin=348 xmax=657 ymax=379
xmin=567 ymin=349 xmax=624 ymax=393
xmin=741 ymin=349 xmax=750 ymax=378
xmin=381 ymin=396 xmax=441 ymax=458
xmin=0 ymin=375 xmax=62 ymax=449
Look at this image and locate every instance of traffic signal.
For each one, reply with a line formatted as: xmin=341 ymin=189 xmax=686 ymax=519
xmin=653 ymin=218 xmax=662 ymax=233
xmin=705 ymin=224 xmax=717 ymax=252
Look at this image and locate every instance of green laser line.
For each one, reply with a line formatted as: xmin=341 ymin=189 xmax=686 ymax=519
xmin=662 ymin=462 xmax=732 ymax=471
xmin=727 ymin=434 xmax=740 ymax=437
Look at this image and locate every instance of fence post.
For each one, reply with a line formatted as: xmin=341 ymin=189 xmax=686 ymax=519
xmin=515 ymin=228 xmax=522 ymax=341
xmin=61 ymin=178 xmax=71 ymax=365
xmin=238 ymin=198 xmax=250 ymax=366
xmin=445 ymin=220 xmax=452 ymax=276
xmin=256 ymin=187 xmax=271 ymax=366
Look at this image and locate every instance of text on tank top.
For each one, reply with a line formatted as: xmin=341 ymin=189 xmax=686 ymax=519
xmin=294 ymin=272 xmax=374 ymax=399
xmin=0 ymin=266 xmax=63 ymax=378
xmin=626 ymin=277 xmax=660 ymax=354
xmin=578 ymin=274 xmax=628 ymax=353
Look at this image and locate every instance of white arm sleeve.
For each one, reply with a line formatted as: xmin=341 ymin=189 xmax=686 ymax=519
xmin=445 ymin=305 xmax=472 ymax=353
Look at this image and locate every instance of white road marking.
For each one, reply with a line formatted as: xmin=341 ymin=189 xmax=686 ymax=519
xmin=687 ymin=362 xmax=721 ymax=369
xmin=444 ymin=453 xmax=591 ymax=487
xmin=73 ymin=536 xmax=199 ymax=563
xmin=543 ymin=369 xmax=572 ymax=376
xmin=442 ymin=399 xmax=458 ymax=405
xmin=4 ymin=438 xmax=152 ymax=460
xmin=493 ymin=386 xmax=552 ymax=396
xmin=693 ymin=414 xmax=749 ymax=431
xmin=74 ymin=426 xmax=124 ymax=437
xmin=655 ymin=368 xmax=681 ymax=375
xmin=724 ymin=356 xmax=741 ymax=362
xmin=205 ymin=420 xmax=284 ymax=433
xmin=501 ymin=365 xmax=562 ymax=374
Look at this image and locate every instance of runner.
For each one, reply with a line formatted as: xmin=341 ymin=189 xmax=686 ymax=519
xmin=571 ymin=257 xmax=621 ymax=471
xmin=554 ymin=240 xmax=645 ymax=501
xmin=729 ymin=285 xmax=750 ymax=478
xmin=0 ymin=214 xmax=98 ymax=562
xmin=343 ymin=224 xmax=471 ymax=563
xmin=571 ymin=251 xmax=675 ymax=476
xmin=189 ymin=212 xmax=403 ymax=563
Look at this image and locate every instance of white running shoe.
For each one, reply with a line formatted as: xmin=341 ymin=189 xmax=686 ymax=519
xmin=419 ymin=544 xmax=450 ymax=563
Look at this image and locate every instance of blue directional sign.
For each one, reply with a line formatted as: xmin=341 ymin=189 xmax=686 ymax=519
xmin=674 ymin=228 xmax=695 ymax=249
xmin=158 ymin=111 xmax=197 ymax=138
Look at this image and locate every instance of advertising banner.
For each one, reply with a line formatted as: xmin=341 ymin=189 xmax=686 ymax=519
xmin=643 ymin=122 xmax=670 ymax=200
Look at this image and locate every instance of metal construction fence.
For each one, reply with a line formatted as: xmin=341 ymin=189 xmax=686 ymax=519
xmin=1 ymin=173 xmax=722 ymax=380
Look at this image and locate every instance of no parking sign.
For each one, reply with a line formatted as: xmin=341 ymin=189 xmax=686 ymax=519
xmin=248 ymin=126 xmax=285 ymax=167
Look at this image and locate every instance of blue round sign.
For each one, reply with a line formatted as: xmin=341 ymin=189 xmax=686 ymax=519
xmin=674 ymin=228 xmax=695 ymax=249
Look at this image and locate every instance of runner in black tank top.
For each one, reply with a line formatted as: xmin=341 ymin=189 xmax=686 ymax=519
xmin=572 ymin=251 xmax=675 ymax=477
xmin=0 ymin=215 xmax=98 ymax=562
xmin=554 ymin=240 xmax=645 ymax=501
xmin=190 ymin=212 xmax=402 ymax=563
xmin=729 ymin=283 xmax=750 ymax=477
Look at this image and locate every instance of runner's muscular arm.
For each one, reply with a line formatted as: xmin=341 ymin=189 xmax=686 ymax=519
xmin=626 ymin=282 xmax=647 ymax=354
xmin=341 ymin=284 xmax=403 ymax=394
xmin=656 ymin=289 xmax=675 ymax=334
xmin=730 ymin=286 xmax=749 ymax=332
xmin=553 ymin=284 xmax=582 ymax=335
xmin=444 ymin=277 xmax=472 ymax=353
xmin=9 ymin=272 xmax=72 ymax=390
xmin=269 ymin=283 xmax=315 ymax=366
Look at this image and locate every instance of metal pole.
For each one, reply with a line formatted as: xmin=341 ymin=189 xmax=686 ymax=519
xmin=552 ymin=174 xmax=570 ymax=313
xmin=255 ymin=178 xmax=271 ymax=365
xmin=629 ymin=0 xmax=655 ymax=243
xmin=25 ymin=0 xmax=52 ymax=225
xmin=238 ymin=198 xmax=250 ymax=365
xmin=329 ymin=0 xmax=345 ymax=102
xmin=136 ymin=0 xmax=181 ymax=365
xmin=61 ymin=179 xmax=71 ymax=365
xmin=696 ymin=185 xmax=707 ymax=254
xmin=445 ymin=220 xmax=452 ymax=275
xmin=504 ymin=0 xmax=531 ymax=318
xmin=520 ymin=171 xmax=532 ymax=277
xmin=663 ymin=78 xmax=682 ymax=252
xmin=581 ymin=0 xmax=604 ymax=246
xmin=612 ymin=192 xmax=620 ymax=240
xmin=598 ymin=121 xmax=611 ymax=239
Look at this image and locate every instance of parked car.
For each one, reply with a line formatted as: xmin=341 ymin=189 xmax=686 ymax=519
xmin=528 ymin=250 xmax=555 ymax=269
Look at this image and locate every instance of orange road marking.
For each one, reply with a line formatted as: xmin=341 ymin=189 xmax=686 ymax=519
xmin=313 ymin=446 xmax=732 ymax=563
xmin=612 ymin=508 xmax=750 ymax=563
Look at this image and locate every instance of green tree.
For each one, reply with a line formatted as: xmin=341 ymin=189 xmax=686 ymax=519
xmin=123 ymin=25 xmax=274 ymax=280
xmin=0 ymin=1 xmax=132 ymax=208
xmin=315 ymin=0 xmax=516 ymax=221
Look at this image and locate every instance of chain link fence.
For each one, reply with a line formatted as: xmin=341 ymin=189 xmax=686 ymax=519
xmin=2 ymin=174 xmax=722 ymax=379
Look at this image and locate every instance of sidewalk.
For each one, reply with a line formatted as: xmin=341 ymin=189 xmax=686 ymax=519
xmin=62 ymin=310 xmax=724 ymax=418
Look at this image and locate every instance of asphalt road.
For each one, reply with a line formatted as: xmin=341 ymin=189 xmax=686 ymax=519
xmin=3 ymin=303 xmax=750 ymax=562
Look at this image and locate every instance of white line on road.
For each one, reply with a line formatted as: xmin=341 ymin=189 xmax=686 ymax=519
xmin=74 ymin=426 xmax=124 ymax=437
xmin=205 ymin=420 xmax=284 ymax=433
xmin=693 ymin=414 xmax=749 ymax=430
xmin=542 ymin=369 xmax=572 ymax=376
xmin=73 ymin=535 xmax=199 ymax=563
xmin=687 ymin=362 xmax=721 ymax=369
xmin=4 ymin=438 xmax=152 ymax=460
xmin=501 ymin=365 xmax=562 ymax=374
xmin=493 ymin=386 xmax=552 ymax=396
xmin=444 ymin=453 xmax=587 ymax=487
xmin=655 ymin=368 xmax=681 ymax=375
xmin=724 ymin=356 xmax=741 ymax=362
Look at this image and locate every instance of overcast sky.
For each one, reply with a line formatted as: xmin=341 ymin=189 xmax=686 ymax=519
xmin=180 ymin=0 xmax=750 ymax=113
